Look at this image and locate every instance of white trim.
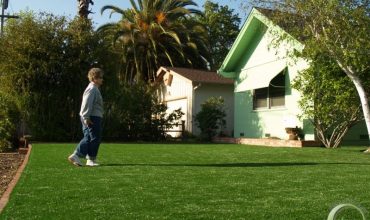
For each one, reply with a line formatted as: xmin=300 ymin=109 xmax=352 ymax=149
xmin=163 ymin=96 xmax=187 ymax=102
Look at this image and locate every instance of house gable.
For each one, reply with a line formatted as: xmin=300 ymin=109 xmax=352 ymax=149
xmin=156 ymin=67 xmax=192 ymax=102
xmin=217 ymin=8 xmax=313 ymax=140
xmin=218 ymin=8 xmax=304 ymax=80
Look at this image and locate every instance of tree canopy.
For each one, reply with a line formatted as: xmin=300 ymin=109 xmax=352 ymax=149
xmin=98 ymin=0 xmax=209 ymax=83
xmin=195 ymin=0 xmax=241 ymax=70
xmin=0 ymin=12 xmax=116 ymax=141
xmin=292 ymin=54 xmax=363 ymax=148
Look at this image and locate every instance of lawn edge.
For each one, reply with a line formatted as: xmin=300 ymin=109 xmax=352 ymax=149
xmin=0 ymin=144 xmax=32 ymax=213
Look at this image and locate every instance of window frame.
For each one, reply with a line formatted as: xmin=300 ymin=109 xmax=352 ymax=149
xmin=253 ymin=72 xmax=286 ymax=110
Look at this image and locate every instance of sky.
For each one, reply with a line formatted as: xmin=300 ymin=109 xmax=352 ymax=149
xmin=3 ymin=0 xmax=248 ymax=28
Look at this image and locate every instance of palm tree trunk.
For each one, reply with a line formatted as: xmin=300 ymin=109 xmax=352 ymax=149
xmin=78 ymin=0 xmax=94 ymax=19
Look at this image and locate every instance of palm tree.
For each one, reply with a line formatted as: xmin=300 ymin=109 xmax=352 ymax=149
xmin=98 ymin=0 xmax=209 ymax=83
xmin=78 ymin=0 xmax=94 ymax=19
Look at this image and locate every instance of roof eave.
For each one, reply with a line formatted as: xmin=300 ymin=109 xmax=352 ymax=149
xmin=218 ymin=7 xmax=305 ymax=75
xmin=217 ymin=70 xmax=236 ymax=79
xmin=218 ymin=7 xmax=261 ymax=74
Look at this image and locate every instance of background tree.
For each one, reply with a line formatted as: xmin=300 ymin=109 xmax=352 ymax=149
xmin=98 ymin=0 xmax=209 ymax=83
xmin=196 ymin=0 xmax=241 ymax=70
xmin=0 ymin=92 xmax=20 ymax=152
xmin=0 ymin=12 xmax=117 ymax=141
xmin=0 ymin=11 xmax=185 ymax=143
xmin=292 ymin=54 xmax=363 ymax=148
xmin=250 ymin=0 xmax=370 ymax=148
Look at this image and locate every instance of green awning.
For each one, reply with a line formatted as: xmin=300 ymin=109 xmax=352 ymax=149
xmin=235 ymin=59 xmax=287 ymax=92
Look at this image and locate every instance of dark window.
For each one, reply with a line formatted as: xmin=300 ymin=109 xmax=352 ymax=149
xmin=269 ymin=73 xmax=285 ymax=107
xmin=254 ymin=87 xmax=268 ymax=109
xmin=253 ymin=72 xmax=285 ymax=109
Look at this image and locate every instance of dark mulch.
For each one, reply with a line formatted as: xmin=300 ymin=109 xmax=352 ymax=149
xmin=0 ymin=153 xmax=25 ymax=197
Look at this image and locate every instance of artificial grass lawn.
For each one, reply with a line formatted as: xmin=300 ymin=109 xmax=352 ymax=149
xmin=1 ymin=143 xmax=369 ymax=220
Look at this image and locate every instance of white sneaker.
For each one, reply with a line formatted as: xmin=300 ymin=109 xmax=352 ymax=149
xmin=86 ymin=159 xmax=99 ymax=167
xmin=68 ymin=154 xmax=82 ymax=166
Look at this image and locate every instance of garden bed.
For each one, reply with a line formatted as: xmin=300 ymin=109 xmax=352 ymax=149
xmin=0 ymin=153 xmax=25 ymax=197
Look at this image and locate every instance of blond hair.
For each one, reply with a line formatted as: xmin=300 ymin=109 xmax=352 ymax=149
xmin=87 ymin=68 xmax=104 ymax=82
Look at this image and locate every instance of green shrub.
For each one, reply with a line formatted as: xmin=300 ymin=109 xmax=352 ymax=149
xmin=195 ymin=97 xmax=226 ymax=141
xmin=103 ymin=83 xmax=184 ymax=141
xmin=0 ymin=93 xmax=20 ymax=152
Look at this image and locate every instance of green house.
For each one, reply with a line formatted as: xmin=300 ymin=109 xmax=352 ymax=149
xmin=218 ymin=8 xmax=367 ymax=144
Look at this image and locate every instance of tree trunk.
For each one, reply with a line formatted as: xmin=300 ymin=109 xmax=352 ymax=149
xmin=339 ymin=63 xmax=370 ymax=149
xmin=315 ymin=120 xmax=352 ymax=148
xmin=78 ymin=0 xmax=93 ymax=19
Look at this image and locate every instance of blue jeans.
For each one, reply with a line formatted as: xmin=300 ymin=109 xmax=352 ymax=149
xmin=74 ymin=116 xmax=102 ymax=160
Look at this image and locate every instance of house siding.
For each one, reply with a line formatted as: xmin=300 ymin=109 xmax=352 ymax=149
xmin=160 ymin=73 xmax=193 ymax=133
xmin=342 ymin=121 xmax=368 ymax=145
xmin=233 ymin=25 xmax=315 ymax=140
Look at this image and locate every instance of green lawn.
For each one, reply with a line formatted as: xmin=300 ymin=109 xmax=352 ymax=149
xmin=1 ymin=143 xmax=369 ymax=219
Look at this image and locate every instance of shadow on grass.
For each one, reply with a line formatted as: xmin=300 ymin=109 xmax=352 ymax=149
xmin=101 ymin=162 xmax=318 ymax=167
xmin=100 ymin=162 xmax=370 ymax=168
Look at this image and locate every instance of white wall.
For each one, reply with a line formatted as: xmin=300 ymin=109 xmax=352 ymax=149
xmin=234 ymin=27 xmax=314 ymax=140
xmin=159 ymin=72 xmax=193 ymax=133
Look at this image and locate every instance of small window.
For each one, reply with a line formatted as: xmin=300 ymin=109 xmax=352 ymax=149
xmin=253 ymin=72 xmax=285 ymax=110
xmin=254 ymin=87 xmax=268 ymax=109
xmin=269 ymin=73 xmax=285 ymax=107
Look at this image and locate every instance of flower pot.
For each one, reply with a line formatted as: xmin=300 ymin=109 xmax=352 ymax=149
xmin=285 ymin=127 xmax=299 ymax=140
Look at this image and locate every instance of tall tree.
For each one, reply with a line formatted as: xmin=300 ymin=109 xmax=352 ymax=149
xmin=98 ymin=0 xmax=209 ymax=83
xmin=78 ymin=0 xmax=94 ymax=19
xmin=0 ymin=12 xmax=117 ymax=141
xmin=196 ymin=0 xmax=241 ymax=70
xmin=252 ymin=0 xmax=370 ymax=149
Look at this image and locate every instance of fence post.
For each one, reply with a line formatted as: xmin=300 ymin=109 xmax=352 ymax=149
xmin=181 ymin=120 xmax=185 ymax=139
